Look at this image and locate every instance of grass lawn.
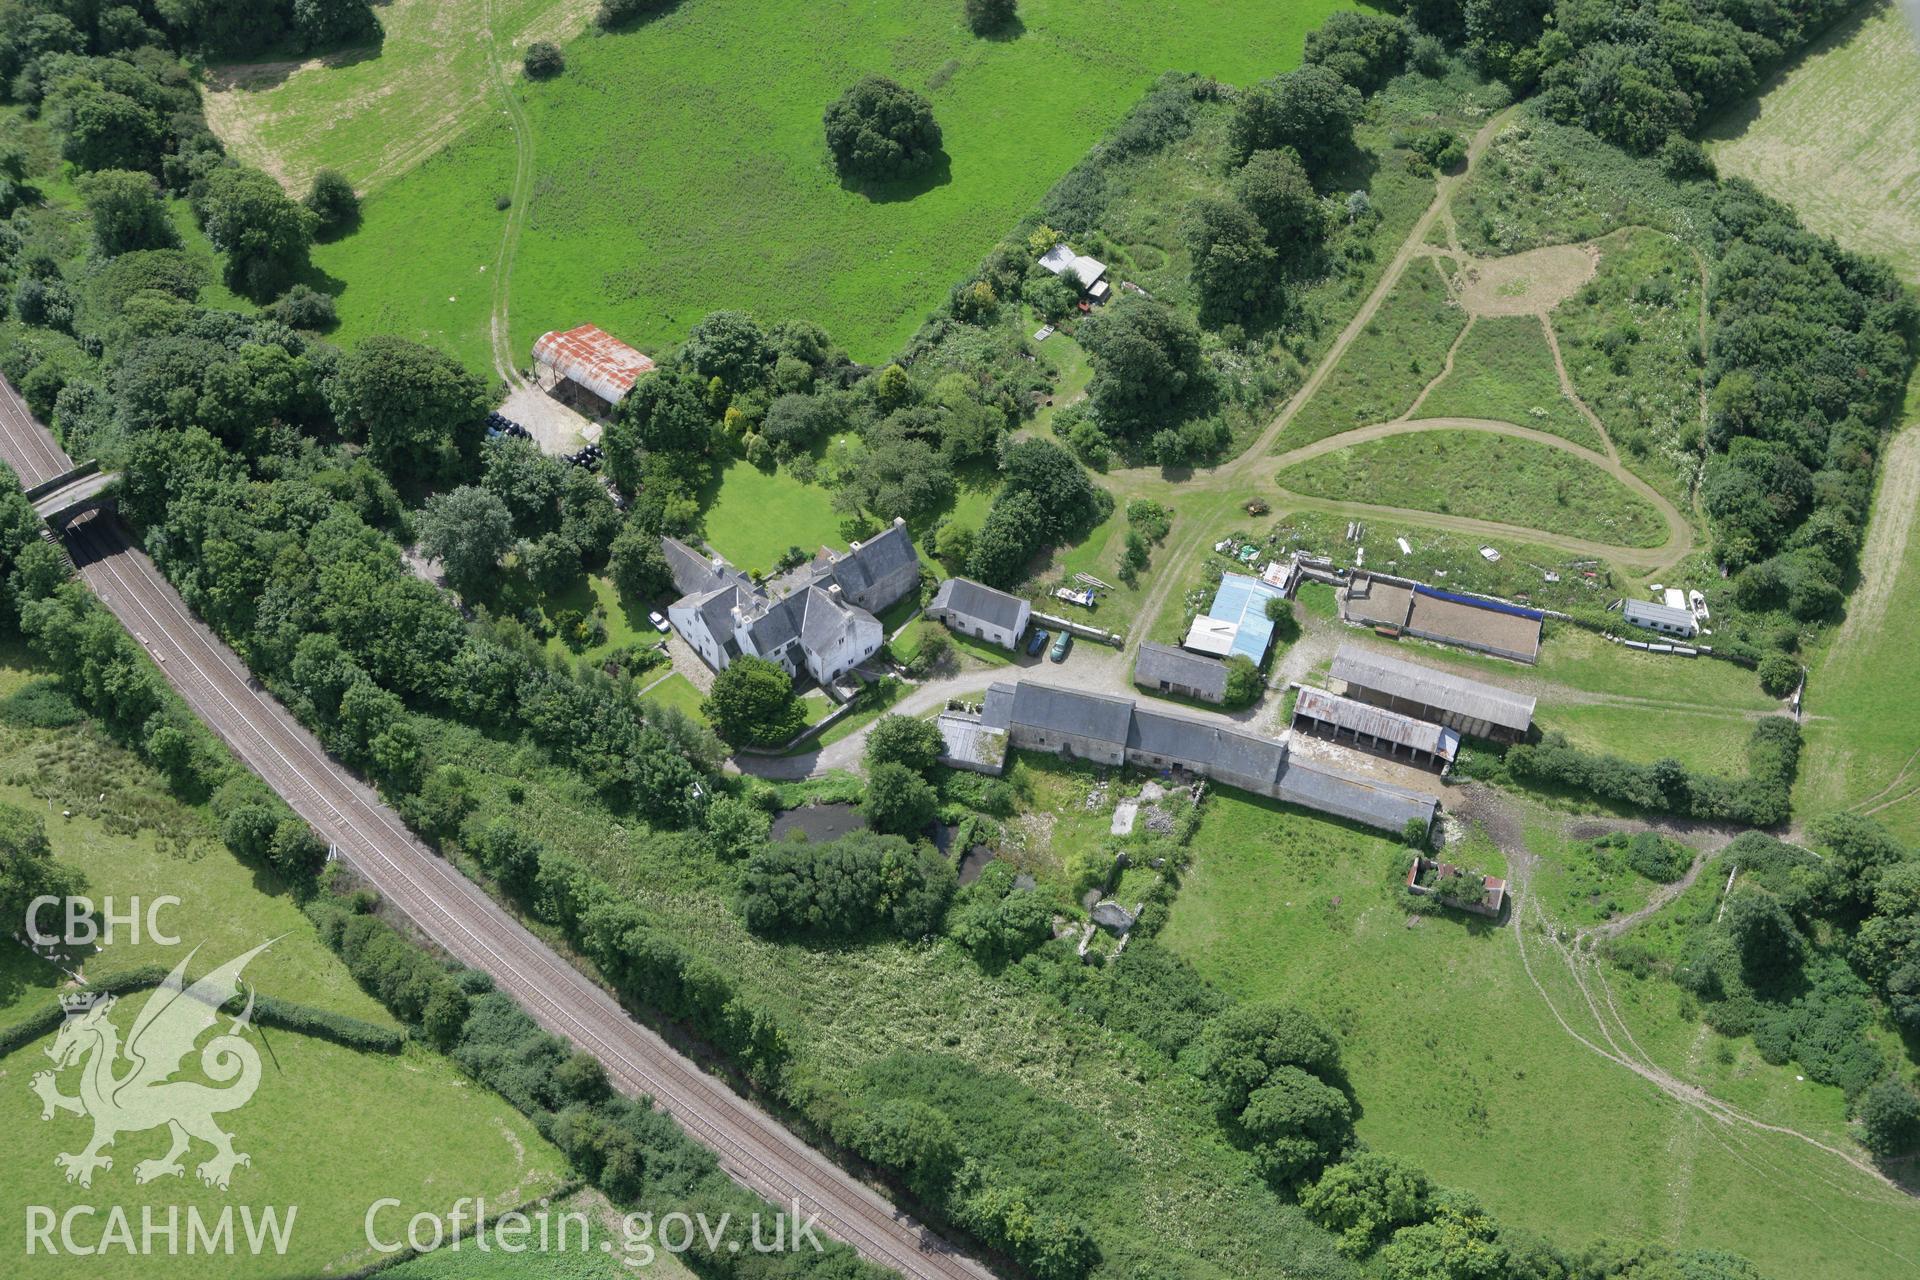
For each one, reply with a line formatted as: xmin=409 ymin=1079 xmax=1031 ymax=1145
xmin=1704 ymin=0 xmax=1920 ymax=284
xmin=1416 ymin=313 xmax=1605 ymax=451
xmin=1277 ymin=430 xmax=1669 ymax=548
xmin=637 ymin=671 xmax=706 ymax=723
xmin=791 ymin=677 xmax=908 ymax=754
xmin=1277 ymin=256 xmax=1466 ymax=450
xmin=1411 ymin=624 xmax=1777 ymax=710
xmin=1158 ymin=790 xmax=1920 ymax=1279
xmin=698 ymin=459 xmax=844 ymax=576
xmin=1295 ymin=580 xmax=1340 ymax=620
xmin=0 ymin=651 xmax=569 ymax=1279
xmin=539 ymin=573 xmax=650 ymax=662
xmin=304 ymin=0 xmax=1356 ymax=373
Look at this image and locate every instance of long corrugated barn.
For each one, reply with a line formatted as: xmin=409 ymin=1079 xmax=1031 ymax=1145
xmin=1292 ymin=685 xmax=1459 ymax=769
xmin=1330 ymin=644 xmax=1535 ymax=743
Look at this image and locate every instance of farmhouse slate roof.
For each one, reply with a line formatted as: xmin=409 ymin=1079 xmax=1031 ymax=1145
xmin=822 ymin=519 xmax=917 ymax=595
xmin=980 ymin=682 xmax=1016 ymax=731
xmin=1134 ymin=642 xmax=1230 ymax=700
xmin=931 ymin=577 xmax=1028 ymax=633
xmin=1129 ymin=707 xmax=1287 ymax=784
xmin=663 ymin=537 xmax=742 ymax=596
xmin=1006 ymin=682 xmax=1135 ymax=747
xmin=1330 ymin=645 xmax=1535 ymax=735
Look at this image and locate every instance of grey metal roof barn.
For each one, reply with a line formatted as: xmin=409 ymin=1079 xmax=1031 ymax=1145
xmin=1277 ymin=758 xmax=1437 ymax=832
xmin=930 ymin=577 xmax=1028 ymax=634
xmin=1623 ymin=598 xmax=1698 ymax=635
xmin=1134 ymin=642 xmax=1230 ymax=702
xmin=1330 ymin=644 xmax=1535 ymax=739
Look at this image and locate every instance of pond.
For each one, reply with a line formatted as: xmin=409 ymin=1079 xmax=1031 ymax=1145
xmin=770 ymin=802 xmax=867 ymax=843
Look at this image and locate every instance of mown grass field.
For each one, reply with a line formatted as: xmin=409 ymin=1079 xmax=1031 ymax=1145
xmin=204 ymin=0 xmax=595 ymax=195
xmin=1796 ymin=423 xmax=1920 ymax=841
xmin=637 ymin=671 xmax=706 ymax=723
xmin=1705 ymin=0 xmax=1920 ymax=283
xmin=0 ymin=651 xmax=569 ymax=1279
xmin=1276 ymin=430 xmax=1669 ymax=547
xmin=1415 ymin=314 xmax=1603 ymax=451
xmin=1158 ymin=791 xmax=1920 ymax=1279
xmin=1278 ymin=257 xmax=1466 ymax=448
xmin=303 ymin=0 xmax=1356 ymax=372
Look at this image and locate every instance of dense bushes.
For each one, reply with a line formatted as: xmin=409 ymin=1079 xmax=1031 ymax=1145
xmin=967 ymin=438 xmax=1112 ymax=588
xmin=742 ymin=831 xmax=954 ymax=940
xmin=307 ymin=897 xmax=469 ymax=1047
xmin=1503 ymin=716 xmax=1799 ymax=826
xmin=1190 ymin=1001 xmax=1354 ymax=1185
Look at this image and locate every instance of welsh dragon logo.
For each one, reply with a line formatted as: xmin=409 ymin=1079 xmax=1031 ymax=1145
xmin=31 ymin=941 xmax=272 ymax=1190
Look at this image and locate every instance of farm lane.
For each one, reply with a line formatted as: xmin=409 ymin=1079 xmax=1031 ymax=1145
xmin=0 ymin=376 xmax=998 ymax=1280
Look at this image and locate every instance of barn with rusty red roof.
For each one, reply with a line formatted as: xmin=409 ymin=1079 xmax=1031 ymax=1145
xmin=532 ymin=323 xmax=655 ymax=418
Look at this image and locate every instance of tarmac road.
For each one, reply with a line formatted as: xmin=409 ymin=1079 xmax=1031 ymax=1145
xmin=0 ymin=376 xmax=993 ymax=1280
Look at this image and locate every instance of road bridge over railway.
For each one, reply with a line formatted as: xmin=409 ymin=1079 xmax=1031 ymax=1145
xmin=25 ymin=461 xmax=119 ymax=525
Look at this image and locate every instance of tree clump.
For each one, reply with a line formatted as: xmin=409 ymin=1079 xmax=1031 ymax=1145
xmin=824 ymin=75 xmax=944 ymax=182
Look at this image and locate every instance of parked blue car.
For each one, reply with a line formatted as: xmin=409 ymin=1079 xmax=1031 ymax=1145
xmin=1025 ymin=627 xmax=1051 ymax=657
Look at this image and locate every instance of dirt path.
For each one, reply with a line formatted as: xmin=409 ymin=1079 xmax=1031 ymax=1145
xmin=1487 ymin=816 xmax=1909 ymax=1197
xmin=483 ymin=0 xmax=535 ymax=390
xmin=1540 ymin=317 xmax=1620 ymax=463
xmin=1106 ymin=108 xmax=1521 ymax=661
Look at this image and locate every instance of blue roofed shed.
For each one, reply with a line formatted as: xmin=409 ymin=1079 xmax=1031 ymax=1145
xmin=1194 ymin=572 xmax=1287 ymax=663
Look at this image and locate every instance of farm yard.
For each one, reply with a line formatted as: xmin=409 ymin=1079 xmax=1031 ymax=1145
xmin=0 ymin=0 xmax=1916 ymax=1271
xmin=281 ymin=0 xmax=1361 ymax=373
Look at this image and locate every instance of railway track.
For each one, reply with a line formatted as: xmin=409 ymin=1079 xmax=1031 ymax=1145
xmin=0 ymin=378 xmax=993 ymax=1280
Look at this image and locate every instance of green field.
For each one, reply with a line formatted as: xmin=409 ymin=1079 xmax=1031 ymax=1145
xmin=0 ymin=653 xmax=568 ymax=1278
xmin=298 ymin=0 xmax=1356 ymax=372
xmin=1159 ymin=791 xmax=1920 ymax=1279
xmin=1542 ymin=701 xmax=1763 ymax=776
xmin=1705 ymin=0 xmax=1920 ymax=283
xmin=204 ymin=0 xmax=594 ymax=196
xmin=1415 ymin=314 xmax=1605 ymax=451
xmin=1797 ymin=424 xmax=1920 ymax=841
xmin=1278 ymin=257 xmax=1466 ymax=448
xmin=1276 ymin=430 xmax=1669 ymax=547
